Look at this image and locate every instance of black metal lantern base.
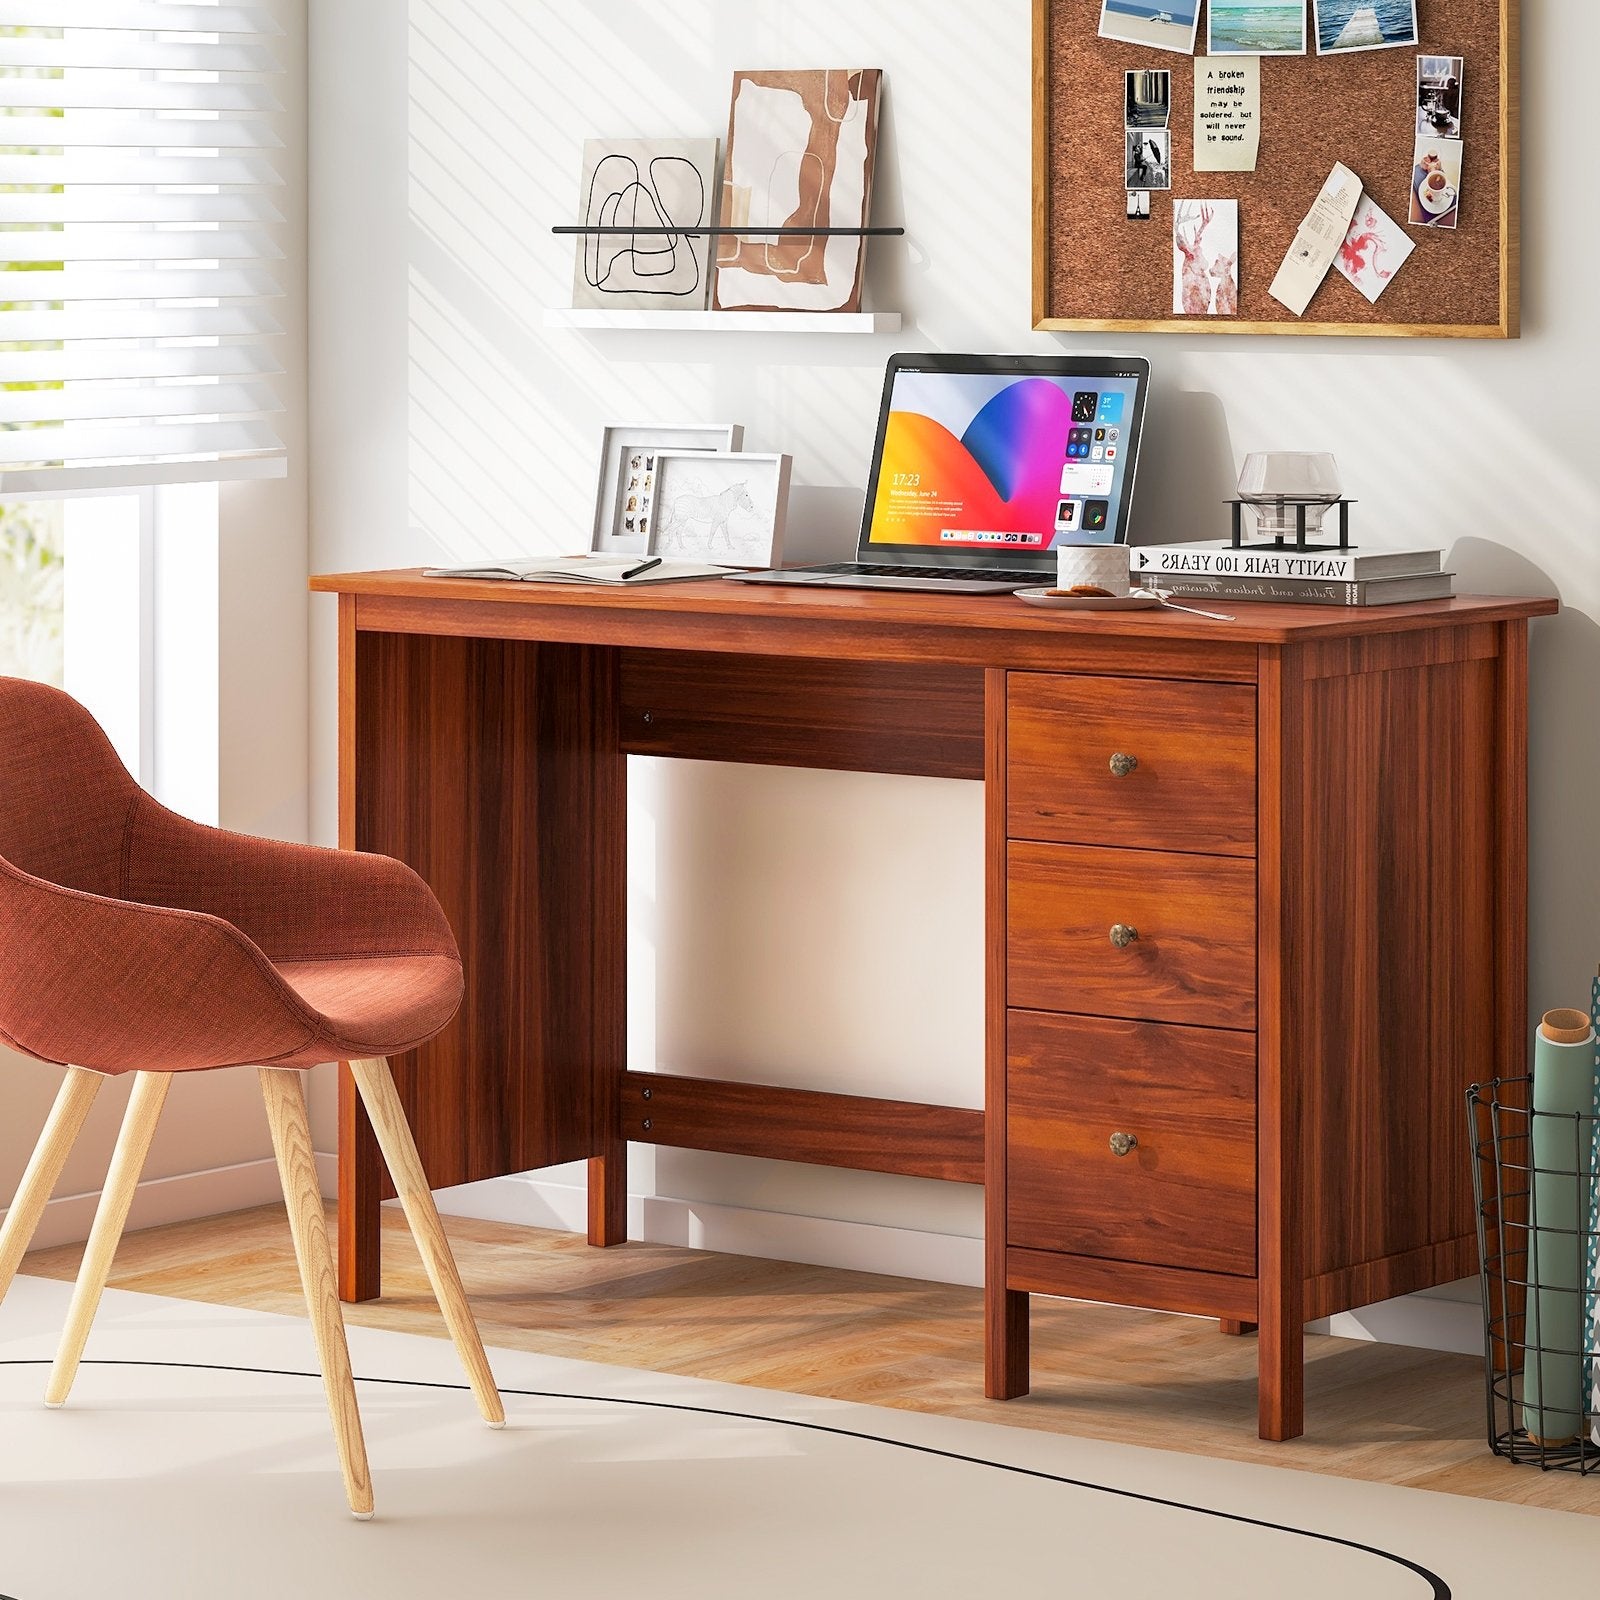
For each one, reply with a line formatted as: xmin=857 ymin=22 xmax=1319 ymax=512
xmin=1229 ymin=497 xmax=1355 ymax=552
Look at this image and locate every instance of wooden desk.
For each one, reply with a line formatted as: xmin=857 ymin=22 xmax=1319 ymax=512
xmin=311 ymin=570 xmax=1557 ymax=1440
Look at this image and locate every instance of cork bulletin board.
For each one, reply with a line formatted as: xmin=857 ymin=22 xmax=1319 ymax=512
xmin=1033 ymin=0 xmax=1520 ymax=337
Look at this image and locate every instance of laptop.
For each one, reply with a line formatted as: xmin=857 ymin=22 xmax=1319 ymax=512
xmin=728 ymin=352 xmax=1151 ymax=593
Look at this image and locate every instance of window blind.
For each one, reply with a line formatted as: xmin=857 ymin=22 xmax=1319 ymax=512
xmin=0 ymin=2 xmax=285 ymax=495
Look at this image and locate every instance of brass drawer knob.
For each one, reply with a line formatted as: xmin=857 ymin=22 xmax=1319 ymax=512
xmin=1109 ymin=1132 xmax=1138 ymax=1158
xmin=1109 ymin=923 xmax=1139 ymax=949
xmin=1108 ymin=752 xmax=1139 ymax=777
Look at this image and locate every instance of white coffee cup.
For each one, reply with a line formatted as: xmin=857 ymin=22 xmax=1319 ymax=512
xmin=1056 ymin=543 xmax=1131 ymax=596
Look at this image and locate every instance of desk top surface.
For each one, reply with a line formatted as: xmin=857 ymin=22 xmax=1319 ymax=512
xmin=314 ymin=568 xmax=1558 ymax=652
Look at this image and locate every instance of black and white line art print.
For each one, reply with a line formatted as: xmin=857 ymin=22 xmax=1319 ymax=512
xmin=570 ymin=138 xmax=719 ymax=310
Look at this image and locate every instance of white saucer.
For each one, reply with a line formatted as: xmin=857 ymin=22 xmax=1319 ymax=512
xmin=1015 ymin=587 xmax=1162 ymax=611
xmin=1419 ymin=181 xmax=1455 ymax=215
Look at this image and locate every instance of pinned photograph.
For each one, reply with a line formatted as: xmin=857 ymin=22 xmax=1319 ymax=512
xmin=1099 ymin=0 xmax=1201 ymax=56
xmin=1126 ymin=189 xmax=1153 ymax=220
xmin=1209 ymin=0 xmax=1308 ymax=55
xmin=1125 ymin=128 xmax=1172 ymax=192
xmin=1417 ymin=55 xmax=1465 ymax=138
xmin=1409 ymin=137 xmax=1463 ymax=229
xmin=1314 ymin=0 xmax=1419 ymax=54
xmin=1335 ymin=193 xmax=1416 ymax=302
xmin=1173 ymin=199 xmax=1239 ymax=316
xmin=1125 ymin=69 xmax=1171 ymax=128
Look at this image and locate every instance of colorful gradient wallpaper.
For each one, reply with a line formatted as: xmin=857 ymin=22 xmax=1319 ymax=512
xmin=867 ymin=372 xmax=1139 ymax=550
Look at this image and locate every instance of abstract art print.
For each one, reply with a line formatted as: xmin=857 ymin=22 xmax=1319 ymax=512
xmin=1173 ymin=200 xmax=1239 ymax=316
xmin=649 ymin=450 xmax=791 ymax=568
xmin=713 ymin=69 xmax=883 ymax=313
xmin=1334 ymin=193 xmax=1415 ymax=302
xmin=571 ymin=139 xmax=718 ymax=310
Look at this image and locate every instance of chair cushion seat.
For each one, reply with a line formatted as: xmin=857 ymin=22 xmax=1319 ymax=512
xmin=268 ymin=954 xmax=465 ymax=1068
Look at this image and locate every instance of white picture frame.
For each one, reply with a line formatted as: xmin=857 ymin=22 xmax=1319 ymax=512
xmin=648 ymin=450 xmax=790 ymax=569
xmin=591 ymin=422 xmax=744 ymax=554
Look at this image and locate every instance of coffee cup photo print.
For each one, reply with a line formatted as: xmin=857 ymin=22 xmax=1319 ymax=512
xmin=1409 ymin=135 xmax=1462 ymax=229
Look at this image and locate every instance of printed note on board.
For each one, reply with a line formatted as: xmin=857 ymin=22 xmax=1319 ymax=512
xmin=1194 ymin=58 xmax=1261 ymax=172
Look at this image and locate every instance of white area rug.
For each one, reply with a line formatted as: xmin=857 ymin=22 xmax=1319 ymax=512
xmin=0 ymin=1276 xmax=1590 ymax=1600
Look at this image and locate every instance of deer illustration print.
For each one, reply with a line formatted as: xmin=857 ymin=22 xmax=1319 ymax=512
xmin=1175 ymin=203 xmax=1216 ymax=316
xmin=1210 ymin=248 xmax=1238 ymax=315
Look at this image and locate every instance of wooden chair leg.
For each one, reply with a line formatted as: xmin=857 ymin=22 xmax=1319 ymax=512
xmin=349 ymin=1057 xmax=505 ymax=1427
xmin=259 ymin=1067 xmax=374 ymax=1517
xmin=0 ymin=1067 xmax=104 ymax=1307
xmin=46 ymin=1071 xmax=171 ymax=1407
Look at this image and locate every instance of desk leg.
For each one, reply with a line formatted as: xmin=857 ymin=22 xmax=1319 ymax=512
xmin=1257 ymin=646 xmax=1305 ymax=1441
xmin=338 ymin=1061 xmax=382 ymax=1302
xmin=983 ymin=668 xmax=1028 ymax=1398
xmin=1258 ymin=1285 xmax=1304 ymax=1441
xmin=587 ymin=642 xmax=627 ymax=1248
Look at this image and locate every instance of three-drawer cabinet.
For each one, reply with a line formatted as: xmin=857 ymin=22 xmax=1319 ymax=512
xmin=984 ymin=624 xmax=1531 ymax=1440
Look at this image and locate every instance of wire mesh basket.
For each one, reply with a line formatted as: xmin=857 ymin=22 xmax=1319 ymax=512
xmin=1469 ymin=1075 xmax=1600 ymax=1472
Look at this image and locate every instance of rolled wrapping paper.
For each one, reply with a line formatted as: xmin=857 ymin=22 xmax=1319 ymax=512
xmin=1591 ymin=969 xmax=1600 ymax=1447
xmin=1520 ymin=1007 xmax=1598 ymax=1446
xmin=1055 ymin=543 xmax=1131 ymax=596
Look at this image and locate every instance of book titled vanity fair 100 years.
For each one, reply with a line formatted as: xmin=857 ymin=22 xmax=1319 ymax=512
xmin=1130 ymin=539 xmax=1442 ymax=583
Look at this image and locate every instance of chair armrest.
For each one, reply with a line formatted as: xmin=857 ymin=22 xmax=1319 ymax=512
xmin=121 ymin=794 xmax=459 ymax=965
xmin=0 ymin=860 xmax=319 ymax=1073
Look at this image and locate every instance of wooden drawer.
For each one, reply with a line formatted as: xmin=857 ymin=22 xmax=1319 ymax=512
xmin=1007 ymin=1010 xmax=1257 ymax=1277
xmin=1007 ymin=841 xmax=1256 ymax=1029
xmin=1007 ymin=672 xmax=1256 ymax=856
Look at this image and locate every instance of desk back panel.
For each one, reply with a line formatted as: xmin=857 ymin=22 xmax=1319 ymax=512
xmin=353 ymin=630 xmax=623 ymax=1191
xmin=619 ymin=650 xmax=985 ymax=779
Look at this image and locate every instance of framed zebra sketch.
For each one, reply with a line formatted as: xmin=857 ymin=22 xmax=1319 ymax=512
xmin=649 ymin=450 xmax=791 ymax=569
xmin=591 ymin=422 xmax=744 ymax=554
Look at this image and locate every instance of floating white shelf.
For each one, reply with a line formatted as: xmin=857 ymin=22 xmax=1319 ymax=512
xmin=543 ymin=308 xmax=902 ymax=334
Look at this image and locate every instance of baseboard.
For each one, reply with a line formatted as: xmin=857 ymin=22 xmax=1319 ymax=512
xmin=17 ymin=1151 xmax=1486 ymax=1356
xmin=12 ymin=1155 xmax=316 ymax=1255
xmin=426 ymin=1171 xmax=1487 ymax=1354
xmin=1311 ymin=1292 xmax=1486 ymax=1358
xmin=428 ymin=1172 xmax=987 ymax=1288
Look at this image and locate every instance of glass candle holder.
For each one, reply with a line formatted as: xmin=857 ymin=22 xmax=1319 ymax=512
xmin=1237 ymin=452 xmax=1342 ymax=540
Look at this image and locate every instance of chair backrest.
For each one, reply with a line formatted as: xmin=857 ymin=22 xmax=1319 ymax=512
xmin=0 ymin=677 xmax=139 ymax=898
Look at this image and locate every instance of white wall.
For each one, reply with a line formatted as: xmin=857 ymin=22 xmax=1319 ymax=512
xmin=307 ymin=1 xmax=1600 ymax=1340
xmin=0 ymin=0 xmax=311 ymax=1252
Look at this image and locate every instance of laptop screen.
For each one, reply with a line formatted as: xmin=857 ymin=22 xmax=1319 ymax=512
xmin=859 ymin=355 xmax=1149 ymax=561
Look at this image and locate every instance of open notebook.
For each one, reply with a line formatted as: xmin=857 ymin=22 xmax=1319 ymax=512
xmin=423 ymin=554 xmax=735 ymax=585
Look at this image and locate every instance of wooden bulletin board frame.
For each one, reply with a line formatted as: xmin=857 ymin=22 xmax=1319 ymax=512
xmin=1032 ymin=0 xmax=1520 ymax=338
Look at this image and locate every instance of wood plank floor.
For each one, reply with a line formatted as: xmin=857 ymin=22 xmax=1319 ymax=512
xmin=22 ymin=1203 xmax=1599 ymax=1518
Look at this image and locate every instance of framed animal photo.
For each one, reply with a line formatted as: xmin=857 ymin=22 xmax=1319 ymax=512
xmin=591 ymin=422 xmax=744 ymax=553
xmin=648 ymin=450 xmax=791 ymax=569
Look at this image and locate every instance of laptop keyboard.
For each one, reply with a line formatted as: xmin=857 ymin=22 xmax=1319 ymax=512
xmin=810 ymin=562 xmax=1050 ymax=583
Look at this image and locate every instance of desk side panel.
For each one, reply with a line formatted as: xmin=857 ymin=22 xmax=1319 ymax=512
xmin=354 ymin=631 xmax=619 ymax=1188
xmin=1287 ymin=627 xmax=1504 ymax=1311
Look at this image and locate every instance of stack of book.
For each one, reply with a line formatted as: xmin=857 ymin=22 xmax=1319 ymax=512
xmin=1130 ymin=541 xmax=1452 ymax=607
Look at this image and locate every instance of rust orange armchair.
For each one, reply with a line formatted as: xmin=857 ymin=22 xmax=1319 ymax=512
xmin=0 ymin=676 xmax=503 ymax=1515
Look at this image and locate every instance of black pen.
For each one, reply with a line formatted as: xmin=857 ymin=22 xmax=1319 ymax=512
xmin=621 ymin=557 xmax=662 ymax=580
